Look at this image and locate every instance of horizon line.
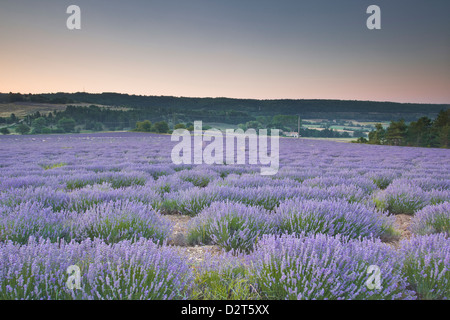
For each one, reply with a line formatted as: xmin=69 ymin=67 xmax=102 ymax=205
xmin=2 ymin=91 xmax=449 ymax=106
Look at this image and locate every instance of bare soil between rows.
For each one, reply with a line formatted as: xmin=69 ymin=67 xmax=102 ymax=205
xmin=162 ymin=213 xmax=414 ymax=262
xmin=164 ymin=214 xmax=222 ymax=263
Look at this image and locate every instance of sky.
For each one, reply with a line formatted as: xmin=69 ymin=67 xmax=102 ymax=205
xmin=0 ymin=0 xmax=449 ymax=104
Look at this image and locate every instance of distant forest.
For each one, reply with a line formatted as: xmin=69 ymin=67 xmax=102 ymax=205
xmin=1 ymin=92 xmax=448 ymax=122
xmin=0 ymin=92 xmax=448 ymax=145
xmin=354 ymin=109 xmax=450 ymax=148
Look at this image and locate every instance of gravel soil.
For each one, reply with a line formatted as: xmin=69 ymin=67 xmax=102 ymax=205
xmin=162 ymin=212 xmax=415 ymax=261
xmin=163 ymin=214 xmax=222 ymax=263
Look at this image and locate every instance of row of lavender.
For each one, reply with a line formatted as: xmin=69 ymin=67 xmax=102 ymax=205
xmin=1 ymin=196 xmax=448 ymax=251
xmin=1 ymin=233 xmax=448 ymax=300
xmin=0 ymin=133 xmax=449 ymax=299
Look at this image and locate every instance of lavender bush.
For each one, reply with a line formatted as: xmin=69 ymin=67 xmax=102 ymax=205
xmin=187 ymin=201 xmax=276 ymax=252
xmin=0 ymin=237 xmax=193 ymax=300
xmin=373 ymin=181 xmax=429 ymax=214
xmin=374 ymin=181 xmax=449 ymax=215
xmin=0 ymin=202 xmax=75 ymax=244
xmin=74 ymin=200 xmax=172 ymax=244
xmin=410 ymin=202 xmax=450 ymax=235
xmin=400 ymin=234 xmax=450 ymax=299
xmin=247 ymin=234 xmax=415 ymax=300
xmin=274 ymin=198 xmax=396 ymax=240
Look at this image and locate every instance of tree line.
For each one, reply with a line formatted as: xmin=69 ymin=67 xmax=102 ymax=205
xmin=355 ymin=109 xmax=449 ymax=148
xmin=1 ymin=92 xmax=447 ymax=121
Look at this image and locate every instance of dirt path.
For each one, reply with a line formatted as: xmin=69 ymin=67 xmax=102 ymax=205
xmin=385 ymin=214 xmax=413 ymax=249
xmin=164 ymin=214 xmax=222 ymax=263
xmin=163 ymin=213 xmax=414 ymax=260
xmin=395 ymin=214 xmax=413 ymax=241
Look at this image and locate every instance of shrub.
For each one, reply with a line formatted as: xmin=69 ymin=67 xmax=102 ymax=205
xmin=187 ymin=201 xmax=276 ymax=252
xmin=248 ymin=234 xmax=415 ymax=300
xmin=75 ymin=200 xmax=172 ymax=244
xmin=191 ymin=252 xmax=259 ymax=300
xmin=410 ymin=202 xmax=450 ymax=235
xmin=373 ymin=181 xmax=428 ymax=214
xmin=400 ymin=234 xmax=450 ymax=299
xmin=364 ymin=170 xmax=400 ymax=189
xmin=0 ymin=202 xmax=75 ymax=244
xmin=0 ymin=237 xmax=193 ymax=300
xmin=274 ymin=198 xmax=396 ymax=240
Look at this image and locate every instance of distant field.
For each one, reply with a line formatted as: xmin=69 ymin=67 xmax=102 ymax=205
xmin=297 ymin=136 xmax=355 ymax=143
xmin=0 ymin=102 xmax=67 ymax=118
xmin=0 ymin=102 xmax=125 ymax=118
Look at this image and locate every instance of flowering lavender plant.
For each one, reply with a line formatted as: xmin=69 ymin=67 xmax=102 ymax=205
xmin=0 ymin=237 xmax=193 ymax=300
xmin=400 ymin=234 xmax=450 ymax=299
xmin=74 ymin=200 xmax=172 ymax=244
xmin=0 ymin=202 xmax=75 ymax=244
xmin=373 ymin=181 xmax=429 ymax=214
xmin=410 ymin=202 xmax=450 ymax=235
xmin=274 ymin=198 xmax=396 ymax=240
xmin=187 ymin=201 xmax=276 ymax=252
xmin=247 ymin=233 xmax=415 ymax=300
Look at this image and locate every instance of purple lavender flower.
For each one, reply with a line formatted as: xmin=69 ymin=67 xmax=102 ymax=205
xmin=187 ymin=201 xmax=276 ymax=252
xmin=74 ymin=200 xmax=172 ymax=244
xmin=400 ymin=234 xmax=450 ymax=299
xmin=0 ymin=237 xmax=193 ymax=300
xmin=248 ymin=233 xmax=415 ymax=300
xmin=410 ymin=202 xmax=450 ymax=235
xmin=274 ymin=198 xmax=395 ymax=239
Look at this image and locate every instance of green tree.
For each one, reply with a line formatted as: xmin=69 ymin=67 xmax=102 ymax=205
xmin=8 ymin=113 xmax=17 ymax=124
xmin=406 ymin=117 xmax=432 ymax=147
xmin=385 ymin=120 xmax=407 ymax=146
xmin=174 ymin=123 xmax=186 ymax=130
xmin=368 ymin=123 xmax=386 ymax=145
xmin=135 ymin=120 xmax=152 ymax=132
xmin=15 ymin=123 xmax=30 ymax=135
xmin=153 ymin=121 xmax=169 ymax=133
xmin=430 ymin=109 xmax=450 ymax=148
xmin=57 ymin=117 xmax=76 ymax=133
xmin=32 ymin=117 xmax=47 ymax=134
xmin=246 ymin=121 xmax=263 ymax=130
xmin=271 ymin=115 xmax=297 ymax=131
xmin=355 ymin=137 xmax=368 ymax=143
xmin=256 ymin=116 xmax=268 ymax=126
xmin=0 ymin=127 xmax=10 ymax=135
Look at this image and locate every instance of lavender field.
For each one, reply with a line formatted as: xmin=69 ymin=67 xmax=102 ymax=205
xmin=0 ymin=132 xmax=449 ymax=300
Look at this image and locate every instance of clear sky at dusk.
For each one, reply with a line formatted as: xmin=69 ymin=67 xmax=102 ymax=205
xmin=0 ymin=0 xmax=449 ymax=104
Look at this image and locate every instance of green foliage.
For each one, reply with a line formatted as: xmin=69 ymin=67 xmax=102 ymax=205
xmin=270 ymin=115 xmax=297 ymax=131
xmin=85 ymin=121 xmax=103 ymax=131
xmin=15 ymin=123 xmax=30 ymax=135
xmin=153 ymin=121 xmax=169 ymax=133
xmin=135 ymin=120 xmax=152 ymax=132
xmin=57 ymin=117 xmax=76 ymax=133
xmin=174 ymin=123 xmax=186 ymax=130
xmin=402 ymin=254 xmax=450 ymax=300
xmin=353 ymin=137 xmax=368 ymax=143
xmin=407 ymin=117 xmax=432 ymax=147
xmin=0 ymin=127 xmax=10 ymax=135
xmin=368 ymin=123 xmax=386 ymax=145
xmin=41 ymin=162 xmax=67 ymax=170
xmin=191 ymin=265 xmax=260 ymax=300
xmin=134 ymin=120 xmax=169 ymax=133
xmin=366 ymin=110 xmax=450 ymax=148
xmin=385 ymin=120 xmax=407 ymax=146
xmin=31 ymin=117 xmax=47 ymax=134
